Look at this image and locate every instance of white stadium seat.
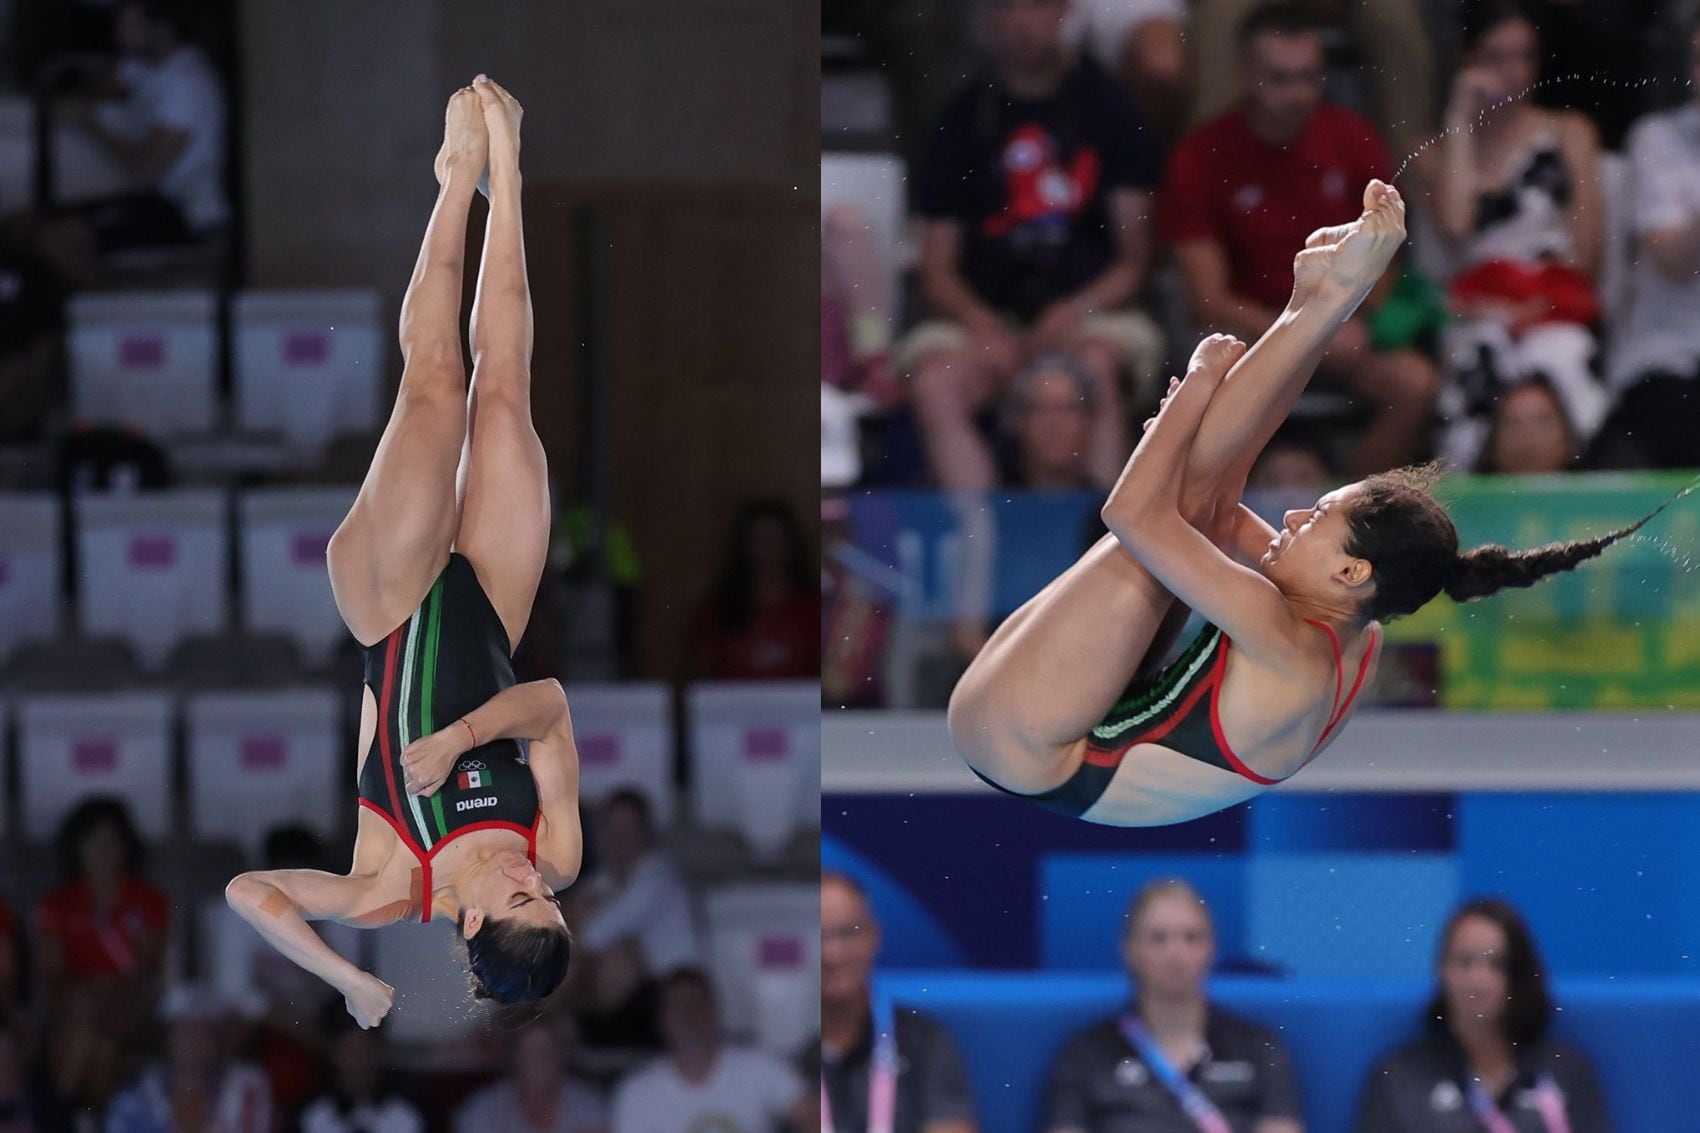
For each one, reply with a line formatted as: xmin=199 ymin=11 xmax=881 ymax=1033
xmin=0 ymin=493 xmax=62 ymax=664
xmin=17 ymin=691 xmax=174 ymax=841
xmin=237 ymin=487 xmax=357 ymax=667
xmin=68 ymin=291 xmax=218 ymax=436
xmin=564 ymin=682 xmax=676 ymax=825
xmin=184 ymin=688 xmax=343 ymax=856
xmin=76 ymin=488 xmax=229 ymax=669
xmin=703 ymin=884 xmax=820 ymax=1058
xmin=687 ymin=681 xmax=820 ymax=861
xmin=232 ymin=290 xmax=384 ymax=454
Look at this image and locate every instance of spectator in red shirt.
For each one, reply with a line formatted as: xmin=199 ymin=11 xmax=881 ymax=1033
xmin=1159 ymin=2 xmax=1438 ymax=477
xmin=34 ymin=798 xmax=170 ymax=1115
xmin=691 ymin=501 xmax=821 ymax=681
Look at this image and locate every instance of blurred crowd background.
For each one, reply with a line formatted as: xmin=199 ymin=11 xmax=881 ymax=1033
xmin=821 ymin=1 xmax=1700 ymax=1131
xmin=0 ymin=1 xmax=819 ymax=1131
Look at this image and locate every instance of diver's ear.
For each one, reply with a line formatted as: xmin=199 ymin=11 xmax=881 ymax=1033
xmin=461 ymin=907 xmax=486 ymax=939
xmin=1338 ymin=557 xmax=1373 ymax=589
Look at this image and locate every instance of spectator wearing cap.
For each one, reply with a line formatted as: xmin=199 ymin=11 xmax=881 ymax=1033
xmin=611 ymin=968 xmax=812 ymax=1133
xmin=453 ymin=1019 xmax=606 ymax=1133
xmin=566 ymin=791 xmax=702 ymax=1050
xmin=103 ymin=983 xmax=272 ymax=1133
xmin=300 ymin=999 xmax=423 ymax=1133
xmin=821 ymin=872 xmax=977 ymax=1133
xmin=1044 ymin=880 xmax=1303 ymax=1133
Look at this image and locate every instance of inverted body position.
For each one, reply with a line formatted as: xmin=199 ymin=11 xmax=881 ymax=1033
xmin=227 ymin=77 xmax=582 ymax=1025
xmin=950 ymin=180 xmax=1672 ymax=827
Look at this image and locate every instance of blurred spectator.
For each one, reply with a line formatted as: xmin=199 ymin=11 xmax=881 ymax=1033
xmin=905 ymin=0 xmax=1163 ymax=494
xmin=822 ymin=204 xmax=900 ymax=409
xmin=1515 ymin=0 xmax=1663 ymax=150
xmin=36 ymin=798 xmax=168 ymax=999
xmin=1426 ymin=2 xmax=1609 ymax=473
xmin=0 ymin=902 xmax=17 ymax=1020
xmin=1044 ymin=880 xmax=1303 ymax=1133
xmin=1160 ymin=3 xmax=1438 ymax=478
xmin=453 ymin=1020 xmax=606 ymax=1133
xmin=103 ymin=983 xmax=272 ymax=1133
xmin=820 ymin=872 xmax=977 ymax=1133
xmin=1354 ymin=897 xmax=1611 ymax=1133
xmin=1247 ymin=425 xmax=1335 ymax=492
xmin=821 ymin=498 xmax=894 ymax=709
xmin=300 ymin=1002 xmax=422 ymax=1133
xmin=1594 ymin=24 xmax=1700 ymax=470
xmin=1188 ymin=0 xmax=1436 ymax=162
xmin=609 ymin=968 xmax=812 ymax=1133
xmin=36 ymin=797 xmax=169 ymax=1112
xmin=690 ymin=501 xmax=821 ymax=681
xmin=1063 ymin=0 xmax=1190 ymax=141
xmin=55 ymin=0 xmax=228 ymax=262
xmin=208 ymin=826 xmax=360 ymax=1120
xmin=1003 ymin=355 xmax=1098 ymax=489
xmin=1477 ymin=376 xmax=1580 ymax=474
xmin=0 ymin=1014 xmax=41 ymax=1133
xmin=566 ymin=791 xmax=701 ymax=1050
xmin=0 ymin=230 xmax=67 ymax=444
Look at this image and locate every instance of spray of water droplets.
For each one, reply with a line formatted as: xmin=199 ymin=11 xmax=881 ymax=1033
xmin=1389 ymin=73 xmax=1694 ymax=184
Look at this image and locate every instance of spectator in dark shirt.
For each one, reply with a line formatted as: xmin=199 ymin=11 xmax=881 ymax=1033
xmin=1044 ymin=879 xmax=1303 ymax=1133
xmin=903 ymin=0 xmax=1164 ymax=495
xmin=821 ymin=871 xmax=977 ymax=1133
xmin=690 ymin=501 xmax=821 ymax=681
xmin=1354 ymin=897 xmax=1612 ymax=1133
xmin=1160 ymin=2 xmax=1438 ymax=477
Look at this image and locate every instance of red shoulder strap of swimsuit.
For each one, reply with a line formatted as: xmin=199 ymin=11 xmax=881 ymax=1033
xmin=1305 ymin=619 xmax=1346 ymax=718
xmin=1315 ymin=623 xmax=1378 ymax=751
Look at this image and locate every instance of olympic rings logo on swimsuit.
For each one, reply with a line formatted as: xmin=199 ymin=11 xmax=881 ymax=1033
xmin=457 ymin=759 xmax=486 ymax=771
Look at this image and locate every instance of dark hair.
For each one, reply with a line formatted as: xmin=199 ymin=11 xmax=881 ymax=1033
xmin=603 ymin=788 xmax=654 ymax=836
xmin=461 ymin=916 xmax=572 ymax=1005
xmin=56 ymin=796 xmax=146 ymax=882
xmin=1237 ymin=2 xmax=1325 ymax=51
xmin=117 ymin=0 xmax=190 ymax=38
xmin=262 ymin=824 xmax=326 ymax=871
xmin=713 ymin=500 xmax=811 ymax=633
xmin=1461 ymin=0 xmax=1537 ymax=53
xmin=1427 ymin=897 xmax=1551 ymax=1047
xmin=1341 ymin=463 xmax=1689 ymax=622
xmin=660 ymin=965 xmax=715 ymax=1000
xmin=1475 ymin=376 xmax=1579 ymax=475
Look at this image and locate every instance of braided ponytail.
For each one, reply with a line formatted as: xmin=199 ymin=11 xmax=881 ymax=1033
xmin=1344 ymin=467 xmax=1697 ymax=622
xmin=1443 ymin=482 xmax=1693 ymax=604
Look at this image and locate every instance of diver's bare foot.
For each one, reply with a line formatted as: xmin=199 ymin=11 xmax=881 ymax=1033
xmin=434 ymin=86 xmax=487 ymax=188
xmin=473 ymin=74 xmax=522 ymax=185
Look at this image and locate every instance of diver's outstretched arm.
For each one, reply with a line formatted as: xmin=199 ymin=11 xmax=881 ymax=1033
xmin=225 ymin=870 xmax=396 ymax=1027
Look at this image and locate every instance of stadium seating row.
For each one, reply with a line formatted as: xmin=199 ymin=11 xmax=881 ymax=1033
xmin=68 ymin=288 xmax=384 ymax=451
xmin=0 ymin=680 xmax=819 ymax=860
